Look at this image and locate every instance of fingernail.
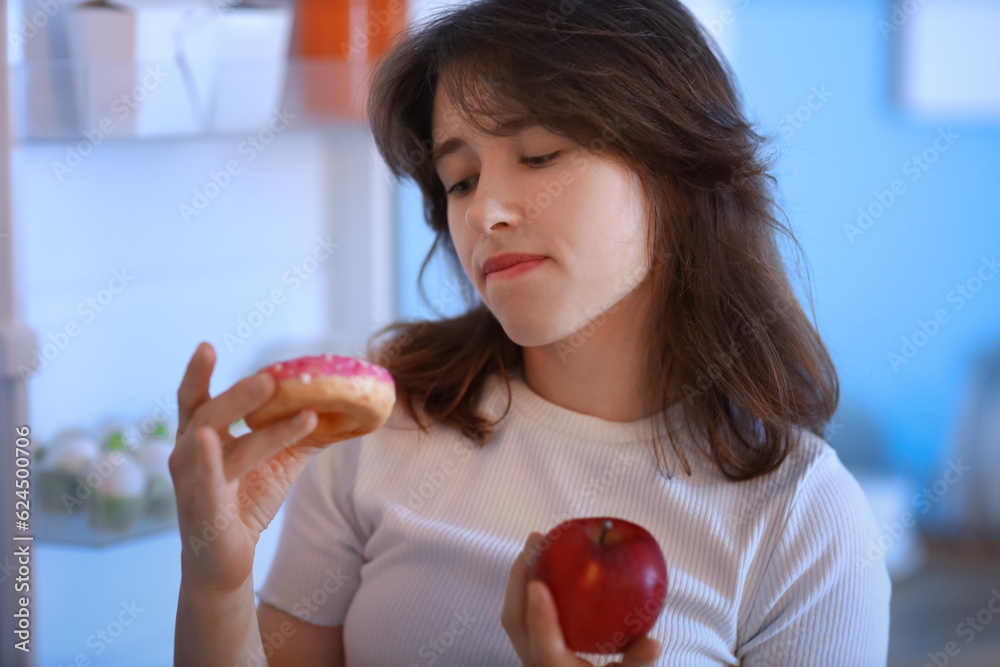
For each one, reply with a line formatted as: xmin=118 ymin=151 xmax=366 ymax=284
xmin=527 ymin=582 xmax=539 ymax=607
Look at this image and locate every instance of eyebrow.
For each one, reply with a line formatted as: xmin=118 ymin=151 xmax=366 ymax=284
xmin=431 ymin=115 xmax=537 ymax=168
xmin=431 ymin=136 xmax=469 ymax=168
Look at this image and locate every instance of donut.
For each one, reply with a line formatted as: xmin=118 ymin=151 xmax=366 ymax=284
xmin=244 ymin=354 xmax=396 ymax=448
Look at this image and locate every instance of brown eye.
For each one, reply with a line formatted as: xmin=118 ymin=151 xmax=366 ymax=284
xmin=523 ymin=151 xmax=561 ymax=167
xmin=445 ymin=151 xmax=561 ymax=197
xmin=447 ymin=177 xmax=475 ymax=196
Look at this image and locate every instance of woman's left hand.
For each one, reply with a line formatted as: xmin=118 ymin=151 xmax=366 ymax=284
xmin=501 ymin=532 xmax=663 ymax=667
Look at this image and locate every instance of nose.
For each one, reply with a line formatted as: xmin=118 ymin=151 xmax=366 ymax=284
xmin=462 ymin=168 xmax=525 ymax=235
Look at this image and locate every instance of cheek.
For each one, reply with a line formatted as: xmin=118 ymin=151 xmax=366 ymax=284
xmin=447 ymin=214 xmax=475 ymax=275
xmin=574 ymin=178 xmax=650 ymax=281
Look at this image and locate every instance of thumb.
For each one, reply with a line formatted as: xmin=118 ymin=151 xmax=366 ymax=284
xmin=620 ymin=636 xmax=661 ymax=666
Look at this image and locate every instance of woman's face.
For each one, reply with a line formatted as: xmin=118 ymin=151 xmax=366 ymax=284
xmin=431 ymin=81 xmax=653 ymax=348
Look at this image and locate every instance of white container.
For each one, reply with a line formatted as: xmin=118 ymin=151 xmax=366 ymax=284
xmin=202 ymin=3 xmax=294 ymax=131
xmin=64 ymin=0 xmax=292 ymax=136
xmin=135 ymin=423 xmax=177 ymax=518
xmin=43 ymin=428 xmax=102 ymax=474
xmin=38 ymin=429 xmax=102 ymax=514
xmin=90 ymin=451 xmax=149 ymax=530
xmin=66 ymin=0 xmax=219 ymax=136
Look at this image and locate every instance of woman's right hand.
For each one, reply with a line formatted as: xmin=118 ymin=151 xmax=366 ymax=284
xmin=169 ymin=341 xmax=322 ymax=594
xmin=502 ymin=533 xmax=663 ymax=667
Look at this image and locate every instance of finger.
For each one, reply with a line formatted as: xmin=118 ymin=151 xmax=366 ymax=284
xmin=525 ymin=580 xmax=576 ymax=664
xmin=222 ymin=409 xmax=318 ymax=482
xmin=193 ymin=371 xmax=275 ymax=435
xmin=501 ymin=535 xmax=532 ymax=641
xmin=501 ymin=532 xmax=547 ymax=666
xmin=502 ymin=532 xmax=544 ymax=637
xmin=177 ymin=342 xmax=216 ymax=433
xmin=620 ymin=636 xmax=662 ymax=667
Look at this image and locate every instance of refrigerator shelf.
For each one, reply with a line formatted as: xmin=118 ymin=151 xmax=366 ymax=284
xmin=8 ymin=57 xmax=379 ymax=143
xmin=33 ymin=499 xmax=178 ymax=548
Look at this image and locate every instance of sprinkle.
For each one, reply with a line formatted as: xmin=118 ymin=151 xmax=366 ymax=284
xmin=260 ymin=354 xmax=394 ymax=384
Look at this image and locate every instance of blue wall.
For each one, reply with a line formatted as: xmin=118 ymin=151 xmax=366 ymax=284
xmin=395 ymin=0 xmax=1000 ymax=487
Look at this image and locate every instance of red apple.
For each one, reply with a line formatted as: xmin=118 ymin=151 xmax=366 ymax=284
xmin=528 ymin=516 xmax=668 ymax=654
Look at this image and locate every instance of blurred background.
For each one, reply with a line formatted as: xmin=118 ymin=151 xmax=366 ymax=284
xmin=0 ymin=0 xmax=998 ymax=665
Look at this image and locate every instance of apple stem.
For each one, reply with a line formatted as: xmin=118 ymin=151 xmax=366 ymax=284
xmin=600 ymin=519 xmax=613 ymax=544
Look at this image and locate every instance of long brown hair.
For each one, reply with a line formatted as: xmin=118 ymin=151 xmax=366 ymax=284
xmin=362 ymin=0 xmax=839 ymax=481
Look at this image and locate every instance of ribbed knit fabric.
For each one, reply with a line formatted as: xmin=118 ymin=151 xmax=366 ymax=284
xmin=256 ymin=371 xmax=891 ymax=666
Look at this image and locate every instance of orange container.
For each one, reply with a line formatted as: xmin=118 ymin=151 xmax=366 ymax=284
xmin=366 ymin=0 xmax=409 ymax=57
xmin=297 ymin=0 xmax=355 ymax=58
xmin=294 ymin=0 xmax=408 ymax=119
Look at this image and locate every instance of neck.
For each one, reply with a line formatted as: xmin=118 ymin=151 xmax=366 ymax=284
xmin=520 ymin=279 xmax=666 ymax=422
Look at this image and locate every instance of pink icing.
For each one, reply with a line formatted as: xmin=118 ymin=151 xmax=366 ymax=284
xmin=259 ymin=354 xmax=394 ymax=384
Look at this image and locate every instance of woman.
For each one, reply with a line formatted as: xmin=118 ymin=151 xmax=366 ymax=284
xmin=171 ymin=1 xmax=891 ymax=665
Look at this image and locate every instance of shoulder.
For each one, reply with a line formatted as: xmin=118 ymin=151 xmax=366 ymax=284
xmin=763 ymin=428 xmax=884 ymax=573
xmin=785 ymin=429 xmax=875 ymax=523
xmin=714 ymin=427 xmax=883 ymax=579
xmin=700 ymin=426 xmax=874 ymax=531
xmin=736 ymin=430 xmax=892 ymax=663
xmin=731 ymin=427 xmax=867 ymax=509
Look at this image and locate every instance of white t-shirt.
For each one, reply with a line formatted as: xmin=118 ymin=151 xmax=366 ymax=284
xmin=256 ymin=372 xmax=891 ymax=666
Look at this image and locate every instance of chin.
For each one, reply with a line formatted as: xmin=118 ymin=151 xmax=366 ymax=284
xmin=490 ymin=306 xmax=583 ymax=349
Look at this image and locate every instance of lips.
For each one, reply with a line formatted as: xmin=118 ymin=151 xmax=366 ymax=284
xmin=482 ymin=253 xmax=546 ymax=276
